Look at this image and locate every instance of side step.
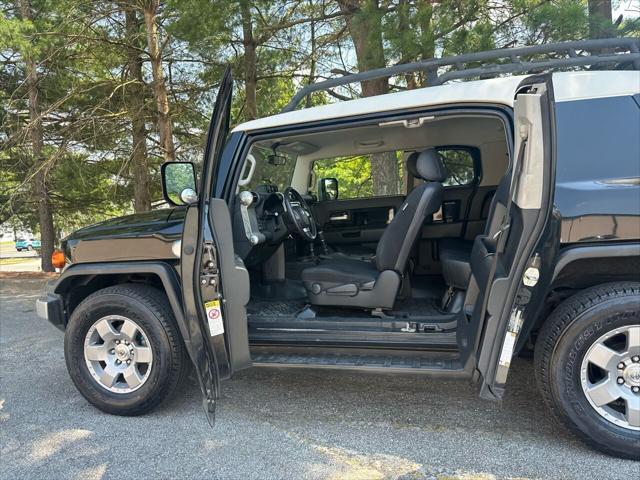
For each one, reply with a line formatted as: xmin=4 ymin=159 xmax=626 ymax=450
xmin=250 ymin=347 xmax=469 ymax=376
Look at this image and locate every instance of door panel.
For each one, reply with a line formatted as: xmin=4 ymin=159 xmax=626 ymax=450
xmin=181 ymin=66 xmax=248 ymax=424
xmin=471 ymin=77 xmax=554 ymax=400
xmin=207 ymin=199 xmax=251 ymax=372
xmin=313 ymin=195 xmax=405 ymax=252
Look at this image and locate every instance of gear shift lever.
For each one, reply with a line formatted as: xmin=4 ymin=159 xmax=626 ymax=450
xmin=317 ymin=230 xmax=329 ymax=256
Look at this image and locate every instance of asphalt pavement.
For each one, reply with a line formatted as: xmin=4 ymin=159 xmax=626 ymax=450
xmin=0 ymin=280 xmax=637 ymax=480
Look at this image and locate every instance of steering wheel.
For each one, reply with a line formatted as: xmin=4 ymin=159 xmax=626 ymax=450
xmin=282 ymin=187 xmax=317 ymax=242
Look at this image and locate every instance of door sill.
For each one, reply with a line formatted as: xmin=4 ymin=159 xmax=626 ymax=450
xmin=249 ymin=329 xmax=458 ymax=350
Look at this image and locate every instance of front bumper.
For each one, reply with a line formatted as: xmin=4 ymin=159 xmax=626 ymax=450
xmin=36 ymin=290 xmax=65 ymax=331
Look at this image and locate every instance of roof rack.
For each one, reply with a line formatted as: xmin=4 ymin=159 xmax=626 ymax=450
xmin=281 ymin=37 xmax=640 ymax=113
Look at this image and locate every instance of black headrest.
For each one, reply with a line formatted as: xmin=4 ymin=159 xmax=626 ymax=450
xmin=405 ymin=151 xmax=420 ymax=178
xmin=407 ymin=149 xmax=447 ymax=182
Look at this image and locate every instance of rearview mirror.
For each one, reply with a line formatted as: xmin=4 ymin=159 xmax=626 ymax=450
xmin=318 ymin=177 xmax=338 ymax=201
xmin=267 ymin=154 xmax=287 ymax=166
xmin=161 ymin=162 xmax=198 ymax=206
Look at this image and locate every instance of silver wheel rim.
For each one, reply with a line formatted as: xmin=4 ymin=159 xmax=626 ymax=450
xmin=84 ymin=315 xmax=153 ymax=394
xmin=580 ymin=325 xmax=640 ymax=431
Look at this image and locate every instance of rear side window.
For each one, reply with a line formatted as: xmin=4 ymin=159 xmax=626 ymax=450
xmin=438 ymin=148 xmax=478 ymax=187
xmin=313 ymin=151 xmax=407 ymax=200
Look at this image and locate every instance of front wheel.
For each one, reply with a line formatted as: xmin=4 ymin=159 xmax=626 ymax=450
xmin=64 ymin=284 xmax=188 ymax=416
xmin=535 ymin=282 xmax=640 ymax=459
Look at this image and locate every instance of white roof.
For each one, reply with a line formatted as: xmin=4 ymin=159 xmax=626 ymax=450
xmin=233 ymin=71 xmax=640 ymax=133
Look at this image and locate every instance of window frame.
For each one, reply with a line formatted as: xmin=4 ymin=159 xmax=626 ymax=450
xmin=219 ymin=107 xmax=512 ymax=209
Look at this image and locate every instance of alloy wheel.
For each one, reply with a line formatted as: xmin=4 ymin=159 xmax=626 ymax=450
xmin=580 ymin=325 xmax=640 ymax=430
xmin=83 ymin=315 xmax=153 ymax=393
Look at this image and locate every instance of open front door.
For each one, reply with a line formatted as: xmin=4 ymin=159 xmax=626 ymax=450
xmin=472 ymin=76 xmax=555 ymax=400
xmin=180 ymin=67 xmax=251 ymax=425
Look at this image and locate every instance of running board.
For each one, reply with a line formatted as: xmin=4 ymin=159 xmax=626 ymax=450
xmin=251 ymin=348 xmax=469 ymax=376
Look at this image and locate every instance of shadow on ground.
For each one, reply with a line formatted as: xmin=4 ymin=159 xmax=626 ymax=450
xmin=1 ymin=280 xmax=636 ymax=480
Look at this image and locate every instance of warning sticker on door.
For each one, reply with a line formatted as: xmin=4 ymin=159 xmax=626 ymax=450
xmin=204 ymin=299 xmax=224 ymax=337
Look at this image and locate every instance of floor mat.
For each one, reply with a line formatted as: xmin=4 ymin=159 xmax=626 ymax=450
xmin=390 ymin=297 xmax=442 ymax=317
xmin=247 ymin=300 xmax=307 ymax=317
xmin=410 ymin=275 xmax=446 ymax=300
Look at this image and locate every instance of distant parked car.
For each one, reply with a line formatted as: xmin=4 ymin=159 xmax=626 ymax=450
xmin=15 ymin=238 xmax=41 ymax=252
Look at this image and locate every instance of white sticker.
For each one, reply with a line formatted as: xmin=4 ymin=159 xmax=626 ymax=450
xmin=204 ymin=299 xmax=224 ymax=337
xmin=498 ymin=331 xmax=517 ymax=367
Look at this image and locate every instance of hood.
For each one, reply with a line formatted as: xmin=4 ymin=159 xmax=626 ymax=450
xmin=63 ymin=207 xmax=186 ymax=264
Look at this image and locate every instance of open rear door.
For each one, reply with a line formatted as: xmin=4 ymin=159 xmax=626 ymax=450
xmin=180 ymin=67 xmax=251 ymax=425
xmin=472 ymin=76 xmax=555 ymax=400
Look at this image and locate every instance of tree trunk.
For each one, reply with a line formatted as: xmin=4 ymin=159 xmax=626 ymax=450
xmin=338 ymin=0 xmax=400 ymax=196
xmin=18 ymin=0 xmax=55 ymax=272
xmin=124 ymin=4 xmax=151 ymax=212
xmin=240 ymin=0 xmax=258 ymax=120
xmin=588 ymin=0 xmax=613 ymax=38
xmin=143 ymin=0 xmax=176 ymax=162
xmin=305 ymin=0 xmax=317 ymax=108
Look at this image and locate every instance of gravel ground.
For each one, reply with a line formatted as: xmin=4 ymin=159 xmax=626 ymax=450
xmin=0 ymin=280 xmax=637 ymax=480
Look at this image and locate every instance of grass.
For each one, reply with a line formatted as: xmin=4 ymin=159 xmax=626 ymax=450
xmin=0 ymin=257 xmax=36 ymax=266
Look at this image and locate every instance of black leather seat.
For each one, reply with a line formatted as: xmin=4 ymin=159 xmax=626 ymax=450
xmin=302 ymin=149 xmax=446 ymax=309
xmin=438 ymin=172 xmax=511 ymax=290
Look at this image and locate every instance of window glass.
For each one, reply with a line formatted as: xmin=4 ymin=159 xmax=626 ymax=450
xmin=438 ymin=148 xmax=476 ymax=187
xmin=313 ymin=151 xmax=406 ymax=200
xmin=243 ymin=146 xmax=297 ymax=192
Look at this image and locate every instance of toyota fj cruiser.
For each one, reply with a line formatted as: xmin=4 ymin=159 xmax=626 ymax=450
xmin=37 ymin=39 xmax=640 ymax=459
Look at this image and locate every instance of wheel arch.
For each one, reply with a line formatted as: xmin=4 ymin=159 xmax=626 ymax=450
xmin=550 ymin=243 xmax=640 ymax=289
xmin=54 ymin=262 xmax=190 ymax=352
xmin=517 ymin=243 xmax=640 ymax=353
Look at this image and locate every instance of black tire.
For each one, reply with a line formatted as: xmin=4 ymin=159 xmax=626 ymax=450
xmin=64 ymin=284 xmax=188 ymax=416
xmin=534 ymin=282 xmax=640 ymax=459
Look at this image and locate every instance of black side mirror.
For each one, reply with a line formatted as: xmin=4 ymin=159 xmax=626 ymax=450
xmin=161 ymin=162 xmax=198 ymax=206
xmin=318 ymin=177 xmax=338 ymax=201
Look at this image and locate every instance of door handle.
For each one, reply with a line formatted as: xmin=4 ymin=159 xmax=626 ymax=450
xmin=329 ymin=213 xmax=349 ymax=221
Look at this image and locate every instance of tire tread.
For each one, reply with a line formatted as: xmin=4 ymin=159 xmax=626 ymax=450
xmin=65 ymin=283 xmax=188 ymax=416
xmin=534 ymin=281 xmax=640 ymax=459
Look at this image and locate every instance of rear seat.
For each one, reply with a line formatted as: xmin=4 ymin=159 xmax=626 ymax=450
xmin=438 ymin=172 xmax=511 ymax=290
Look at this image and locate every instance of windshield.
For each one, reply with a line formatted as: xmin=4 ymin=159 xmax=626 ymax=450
xmin=242 ymin=145 xmax=297 ymax=192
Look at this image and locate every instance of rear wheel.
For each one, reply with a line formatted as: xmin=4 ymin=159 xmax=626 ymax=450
xmin=64 ymin=284 xmax=188 ymax=416
xmin=535 ymin=282 xmax=640 ymax=459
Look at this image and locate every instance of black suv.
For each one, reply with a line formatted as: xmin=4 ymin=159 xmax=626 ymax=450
xmin=37 ymin=39 xmax=640 ymax=459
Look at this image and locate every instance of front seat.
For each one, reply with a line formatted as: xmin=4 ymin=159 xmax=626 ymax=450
xmin=301 ymin=149 xmax=446 ymax=309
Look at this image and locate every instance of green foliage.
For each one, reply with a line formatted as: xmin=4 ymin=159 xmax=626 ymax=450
xmin=1 ymin=0 xmax=629 ymax=239
xmin=314 ymin=152 xmax=405 ymax=199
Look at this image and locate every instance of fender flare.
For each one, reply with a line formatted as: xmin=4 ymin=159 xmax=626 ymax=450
xmin=551 ymin=243 xmax=640 ymax=284
xmin=54 ymin=262 xmax=193 ymax=356
xmin=515 ymin=242 xmax=640 ymax=353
